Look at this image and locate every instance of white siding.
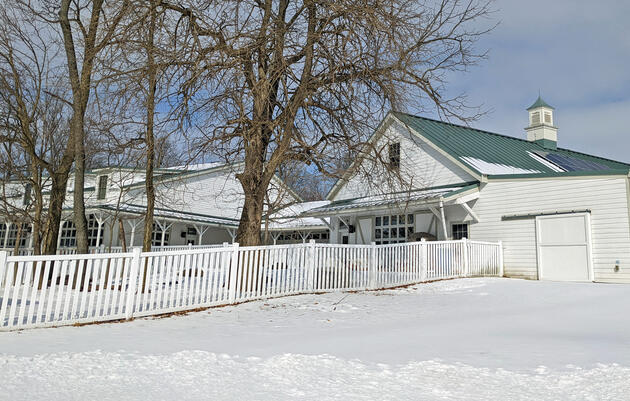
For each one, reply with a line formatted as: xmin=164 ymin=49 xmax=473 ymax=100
xmin=470 ymin=177 xmax=630 ymax=283
xmin=332 ymin=120 xmax=474 ymax=201
xmin=124 ymin=168 xmax=296 ymax=220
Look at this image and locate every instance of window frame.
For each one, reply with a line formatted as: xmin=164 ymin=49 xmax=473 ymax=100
xmin=23 ymin=183 xmax=32 ymax=206
xmin=451 ymin=223 xmax=469 ymax=240
xmin=151 ymin=222 xmax=170 ymax=246
xmin=97 ymin=175 xmax=108 ymax=200
xmin=388 ymin=142 xmax=400 ymax=170
xmin=373 ymin=213 xmax=415 ymax=245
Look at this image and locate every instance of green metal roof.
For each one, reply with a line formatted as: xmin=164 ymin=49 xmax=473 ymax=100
xmin=527 ymin=96 xmax=554 ymax=110
xmin=392 ymin=112 xmax=630 ymax=177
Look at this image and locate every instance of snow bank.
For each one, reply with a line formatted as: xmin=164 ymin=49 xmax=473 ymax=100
xmin=3 ymin=351 xmax=629 ymax=401
xmin=2 ymin=278 xmax=630 ymax=400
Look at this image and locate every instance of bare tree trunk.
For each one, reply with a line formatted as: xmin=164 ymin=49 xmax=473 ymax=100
xmin=43 ymin=173 xmax=71 ymax=255
xmin=73 ymin=115 xmax=89 ymax=254
xmin=236 ymin=163 xmax=271 ymax=246
xmin=59 ymin=0 xmax=107 ymax=255
xmin=72 ymin=114 xmax=90 ymax=254
xmin=142 ymin=0 xmax=158 ymax=254
xmin=13 ymin=223 xmax=22 ymax=255
xmin=118 ymin=218 xmax=127 ymax=252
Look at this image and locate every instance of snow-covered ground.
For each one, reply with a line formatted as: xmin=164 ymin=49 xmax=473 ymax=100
xmin=1 ymin=278 xmax=630 ymax=400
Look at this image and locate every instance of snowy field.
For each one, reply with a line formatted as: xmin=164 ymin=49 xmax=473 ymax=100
xmin=1 ymin=277 xmax=630 ymax=400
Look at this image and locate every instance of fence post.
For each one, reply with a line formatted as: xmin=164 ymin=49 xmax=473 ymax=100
xmin=0 ymin=250 xmax=8 ymax=288
xmin=420 ymin=238 xmax=427 ymax=281
xmin=125 ymin=247 xmax=142 ymax=320
xmin=498 ymin=241 xmax=504 ymax=277
xmin=307 ymin=240 xmax=316 ymax=291
xmin=462 ymin=237 xmax=469 ymax=277
xmin=228 ymin=242 xmax=239 ymax=303
xmin=368 ymin=242 xmax=377 ymax=289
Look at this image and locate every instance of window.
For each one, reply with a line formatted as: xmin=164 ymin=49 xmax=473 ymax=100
xmin=59 ymin=214 xmax=103 ymax=248
xmin=87 ymin=215 xmax=103 ymax=247
xmin=60 ymin=220 xmax=77 ymax=248
xmin=544 ymin=112 xmax=552 ymax=124
xmin=452 ymin=223 xmax=469 ymax=240
xmin=388 ymin=142 xmax=400 ymax=169
xmin=374 ymin=213 xmax=414 ymax=244
xmin=23 ymin=183 xmax=32 ymax=206
xmin=531 ymin=111 xmax=540 ymax=125
xmin=151 ymin=222 xmax=170 ymax=246
xmin=0 ymin=223 xmax=29 ymax=248
xmin=97 ymin=175 xmax=108 ymax=200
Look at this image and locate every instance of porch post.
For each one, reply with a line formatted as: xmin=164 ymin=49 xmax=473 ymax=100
xmin=226 ymin=228 xmax=236 ymax=243
xmin=160 ymin=221 xmax=166 ymax=247
xmin=95 ymin=219 xmax=103 ymax=249
xmin=27 ymin=226 xmax=34 ymax=250
xmin=439 ymin=201 xmax=448 ymax=240
xmin=56 ymin=221 xmax=63 ymax=249
xmin=3 ymin=222 xmax=10 ymax=248
xmin=129 ymin=221 xmax=137 ymax=247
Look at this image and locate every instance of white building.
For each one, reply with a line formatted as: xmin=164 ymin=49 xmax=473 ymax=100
xmin=0 ymin=162 xmax=329 ymax=251
xmin=304 ymin=97 xmax=630 ymax=283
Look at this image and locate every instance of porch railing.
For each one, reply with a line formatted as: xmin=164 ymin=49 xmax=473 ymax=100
xmin=0 ymin=238 xmax=502 ymax=331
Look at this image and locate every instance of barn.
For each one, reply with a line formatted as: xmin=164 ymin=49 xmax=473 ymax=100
xmin=304 ymin=97 xmax=630 ymax=283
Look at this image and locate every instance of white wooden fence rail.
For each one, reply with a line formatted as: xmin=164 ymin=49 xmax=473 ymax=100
xmin=0 ymin=238 xmax=502 ymax=331
xmin=0 ymin=243 xmax=223 ymax=256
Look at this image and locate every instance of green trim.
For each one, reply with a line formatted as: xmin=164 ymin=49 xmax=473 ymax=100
xmin=441 ymin=183 xmax=480 ymax=200
xmin=527 ymin=96 xmax=554 ymax=111
xmin=533 ymin=138 xmax=557 ymax=150
xmin=487 ymin=169 xmax=630 ymax=180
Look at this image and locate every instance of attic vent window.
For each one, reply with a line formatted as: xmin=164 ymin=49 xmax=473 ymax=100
xmin=544 ymin=112 xmax=552 ymax=124
xmin=531 ymin=111 xmax=540 ymax=125
xmin=388 ymin=142 xmax=400 ymax=170
xmin=97 ymin=175 xmax=108 ymax=200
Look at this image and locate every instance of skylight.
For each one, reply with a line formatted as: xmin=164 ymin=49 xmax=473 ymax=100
xmin=529 ymin=151 xmax=610 ymax=172
xmin=460 ymin=157 xmax=541 ymax=175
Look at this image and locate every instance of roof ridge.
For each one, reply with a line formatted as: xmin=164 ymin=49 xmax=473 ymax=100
xmin=392 ymin=111 xmax=535 ymax=145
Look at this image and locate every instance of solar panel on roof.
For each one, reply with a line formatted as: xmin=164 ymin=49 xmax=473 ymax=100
xmin=533 ymin=151 xmax=610 ymax=172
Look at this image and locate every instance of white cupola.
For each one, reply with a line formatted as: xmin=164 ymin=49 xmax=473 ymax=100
xmin=525 ymin=95 xmax=557 ymax=149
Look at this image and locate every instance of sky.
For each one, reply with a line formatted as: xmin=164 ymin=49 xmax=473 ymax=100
xmin=437 ymin=0 xmax=630 ymax=162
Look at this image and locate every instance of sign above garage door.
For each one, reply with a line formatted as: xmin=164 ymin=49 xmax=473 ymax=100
xmin=535 ymin=213 xmax=593 ymax=282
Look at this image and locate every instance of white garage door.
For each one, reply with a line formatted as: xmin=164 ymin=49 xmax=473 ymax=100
xmin=535 ymin=213 xmax=593 ymax=282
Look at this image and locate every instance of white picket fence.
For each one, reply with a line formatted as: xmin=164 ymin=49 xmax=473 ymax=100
xmin=0 ymin=244 xmax=223 ymax=256
xmin=0 ymin=239 xmax=503 ymax=331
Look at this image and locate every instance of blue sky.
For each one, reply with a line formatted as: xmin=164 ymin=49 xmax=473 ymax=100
xmin=439 ymin=0 xmax=630 ymax=162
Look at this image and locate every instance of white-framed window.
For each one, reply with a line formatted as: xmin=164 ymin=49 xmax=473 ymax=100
xmin=59 ymin=220 xmax=77 ymax=248
xmin=544 ymin=111 xmax=552 ymax=124
xmin=59 ymin=214 xmax=103 ymax=248
xmin=97 ymin=175 xmax=108 ymax=200
xmin=374 ymin=213 xmax=414 ymax=245
xmin=151 ymin=222 xmax=170 ymax=246
xmin=0 ymin=223 xmax=30 ymax=248
xmin=451 ymin=223 xmax=469 ymax=240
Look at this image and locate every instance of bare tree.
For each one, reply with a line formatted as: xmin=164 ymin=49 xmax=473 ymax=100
xmin=95 ymin=0 xmax=190 ymax=252
xmin=166 ymin=0 xmax=493 ymax=245
xmin=0 ymin=5 xmax=73 ymax=255
xmin=57 ymin=0 xmax=131 ymax=253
